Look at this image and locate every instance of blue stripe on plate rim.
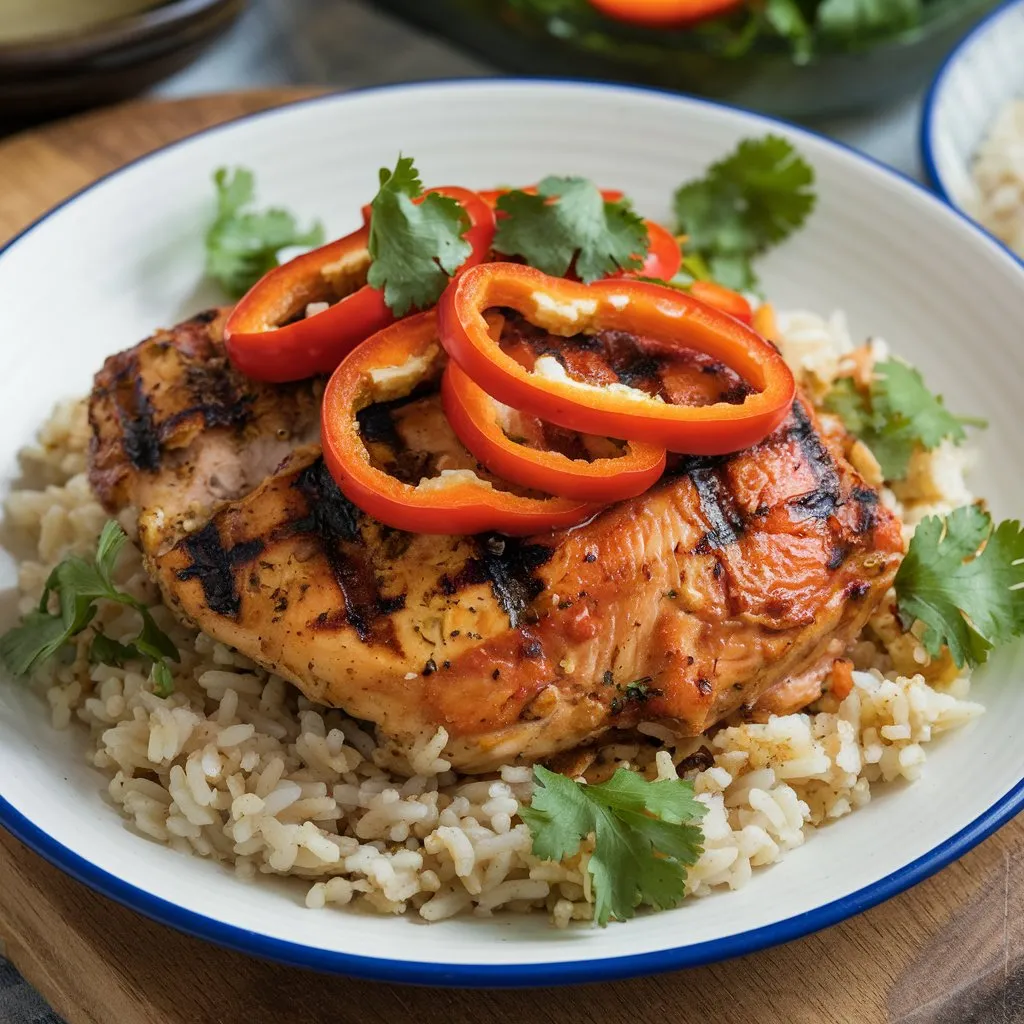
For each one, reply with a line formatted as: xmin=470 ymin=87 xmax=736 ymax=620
xmin=919 ymin=0 xmax=1024 ymax=266
xmin=2 ymin=79 xmax=1024 ymax=988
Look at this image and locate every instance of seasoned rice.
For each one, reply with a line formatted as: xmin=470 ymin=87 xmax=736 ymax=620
xmin=2 ymin=309 xmax=983 ymax=924
xmin=965 ymin=98 xmax=1024 ymax=258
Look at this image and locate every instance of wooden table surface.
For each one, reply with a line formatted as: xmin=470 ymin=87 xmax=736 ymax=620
xmin=0 ymin=89 xmax=1022 ymax=1024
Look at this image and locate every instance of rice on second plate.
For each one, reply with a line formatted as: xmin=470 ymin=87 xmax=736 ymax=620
xmin=967 ymin=99 xmax=1024 ymax=258
xmin=4 ymin=308 xmax=984 ymax=924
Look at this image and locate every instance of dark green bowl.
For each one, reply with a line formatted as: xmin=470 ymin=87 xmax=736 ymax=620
xmin=374 ymin=0 xmax=1001 ymax=119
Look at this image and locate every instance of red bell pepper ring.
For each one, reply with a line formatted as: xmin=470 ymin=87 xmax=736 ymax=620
xmin=224 ymin=224 xmax=382 ymax=383
xmin=588 ymin=0 xmax=745 ymax=28
xmin=321 ymin=312 xmax=602 ymax=536
xmin=479 ymin=186 xmax=681 ymax=283
xmin=689 ymin=280 xmax=753 ymax=325
xmin=437 ymin=263 xmax=795 ymax=455
xmin=442 ymin=359 xmax=667 ymax=502
xmin=617 ymin=220 xmax=681 ymax=282
xmin=224 ymin=186 xmax=495 ymax=383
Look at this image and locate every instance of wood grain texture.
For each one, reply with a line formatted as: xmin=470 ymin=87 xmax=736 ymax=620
xmin=0 ymin=90 xmax=1020 ymax=1024
xmin=0 ymin=89 xmax=322 ymax=240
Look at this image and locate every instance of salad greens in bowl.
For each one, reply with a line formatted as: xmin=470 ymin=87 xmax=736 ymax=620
xmin=432 ymin=0 xmax=1002 ymax=117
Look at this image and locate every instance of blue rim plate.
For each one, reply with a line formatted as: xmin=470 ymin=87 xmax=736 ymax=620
xmin=920 ymin=0 xmax=1024 ymax=264
xmin=1 ymin=80 xmax=1023 ymax=988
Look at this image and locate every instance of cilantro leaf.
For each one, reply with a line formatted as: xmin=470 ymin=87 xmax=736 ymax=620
xmin=588 ymin=807 xmax=670 ymax=925
xmin=821 ymin=375 xmax=868 ymax=435
xmin=493 ymin=177 xmax=649 ymax=283
xmin=763 ymin=0 xmax=813 ymax=62
xmin=520 ymin=765 xmax=706 ymax=925
xmin=0 ymin=522 xmax=179 ymax=682
xmin=816 ymin=0 xmax=920 ymax=42
xmin=1 ymin=557 xmax=106 ymax=675
xmin=822 ymin=375 xmax=868 ymax=434
xmin=582 ymin=765 xmax=705 ymax=823
xmin=95 ymin=519 xmax=129 ymax=589
xmin=864 ymin=431 xmax=919 ymax=483
xmin=673 ymin=136 xmax=815 ymax=291
xmin=48 ymin=556 xmax=110 ymax=606
xmin=520 ymin=766 xmax=596 ymax=863
xmin=134 ymin=608 xmax=180 ymax=663
xmin=151 ymin=661 xmax=175 ymax=699
xmin=214 ymin=165 xmax=255 ymax=218
xmin=824 ymin=376 xmax=916 ymax=480
xmin=612 ymin=809 xmax=706 ymax=866
xmin=205 ymin=167 xmax=325 ymax=299
xmin=895 ymin=507 xmax=1024 ymax=669
xmin=824 ymin=361 xmax=984 ymax=481
xmin=366 ymin=156 xmax=472 ymax=317
xmin=0 ymin=611 xmax=75 ymax=677
xmin=872 ymin=360 xmax=981 ymax=450
xmin=90 ymin=632 xmax=142 ymax=667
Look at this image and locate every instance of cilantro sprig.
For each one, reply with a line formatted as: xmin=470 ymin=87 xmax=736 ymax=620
xmin=0 ymin=521 xmax=179 ymax=688
xmin=825 ymin=360 xmax=985 ymax=481
xmin=895 ymin=506 xmax=1024 ymax=669
xmin=816 ymin=0 xmax=920 ymax=42
xmin=366 ymin=156 xmax=473 ymax=317
xmin=493 ymin=177 xmax=650 ymax=283
xmin=520 ymin=766 xmax=706 ymax=926
xmin=762 ymin=0 xmax=814 ymax=61
xmin=673 ymin=135 xmax=815 ymax=292
xmin=205 ymin=167 xmax=324 ymax=298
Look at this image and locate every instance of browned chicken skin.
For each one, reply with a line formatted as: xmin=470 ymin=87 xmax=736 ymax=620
xmin=89 ymin=311 xmax=904 ymax=772
xmin=89 ymin=308 xmax=321 ymax=553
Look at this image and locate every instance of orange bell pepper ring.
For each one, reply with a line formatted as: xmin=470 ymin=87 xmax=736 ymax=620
xmin=689 ymin=280 xmax=753 ymax=325
xmin=436 ymin=263 xmax=795 ymax=455
xmin=442 ymin=359 xmax=667 ymax=502
xmin=321 ymin=312 xmax=602 ymax=536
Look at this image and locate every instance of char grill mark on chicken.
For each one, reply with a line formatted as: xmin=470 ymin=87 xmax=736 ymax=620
xmin=88 ymin=309 xmax=321 ymax=555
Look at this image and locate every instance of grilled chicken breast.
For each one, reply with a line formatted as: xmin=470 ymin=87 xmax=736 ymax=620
xmin=89 ymin=310 xmax=903 ymax=772
xmin=89 ymin=308 xmax=321 ymax=552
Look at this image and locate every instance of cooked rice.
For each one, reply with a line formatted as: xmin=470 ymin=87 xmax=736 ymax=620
xmin=966 ymin=98 xmax=1024 ymax=258
xmin=2 ymin=309 xmax=983 ymax=924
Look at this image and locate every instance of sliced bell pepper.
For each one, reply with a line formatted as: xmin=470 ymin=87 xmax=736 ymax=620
xmin=617 ymin=220 xmax=681 ymax=282
xmin=480 ymin=186 xmax=681 ymax=282
xmin=442 ymin=359 xmax=667 ymax=502
xmin=224 ymin=186 xmax=494 ymax=383
xmin=689 ymin=280 xmax=753 ymax=325
xmin=321 ymin=312 xmax=601 ymax=535
xmin=437 ymin=263 xmax=795 ymax=455
xmin=588 ymin=0 xmax=745 ymax=28
xmin=752 ymin=302 xmax=778 ymax=341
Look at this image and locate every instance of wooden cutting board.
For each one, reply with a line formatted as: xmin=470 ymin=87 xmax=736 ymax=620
xmin=0 ymin=90 xmax=1022 ymax=1024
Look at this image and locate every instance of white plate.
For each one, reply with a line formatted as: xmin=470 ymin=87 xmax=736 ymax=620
xmin=921 ymin=0 xmax=1024 ymax=260
xmin=1 ymin=81 xmax=1023 ymax=987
